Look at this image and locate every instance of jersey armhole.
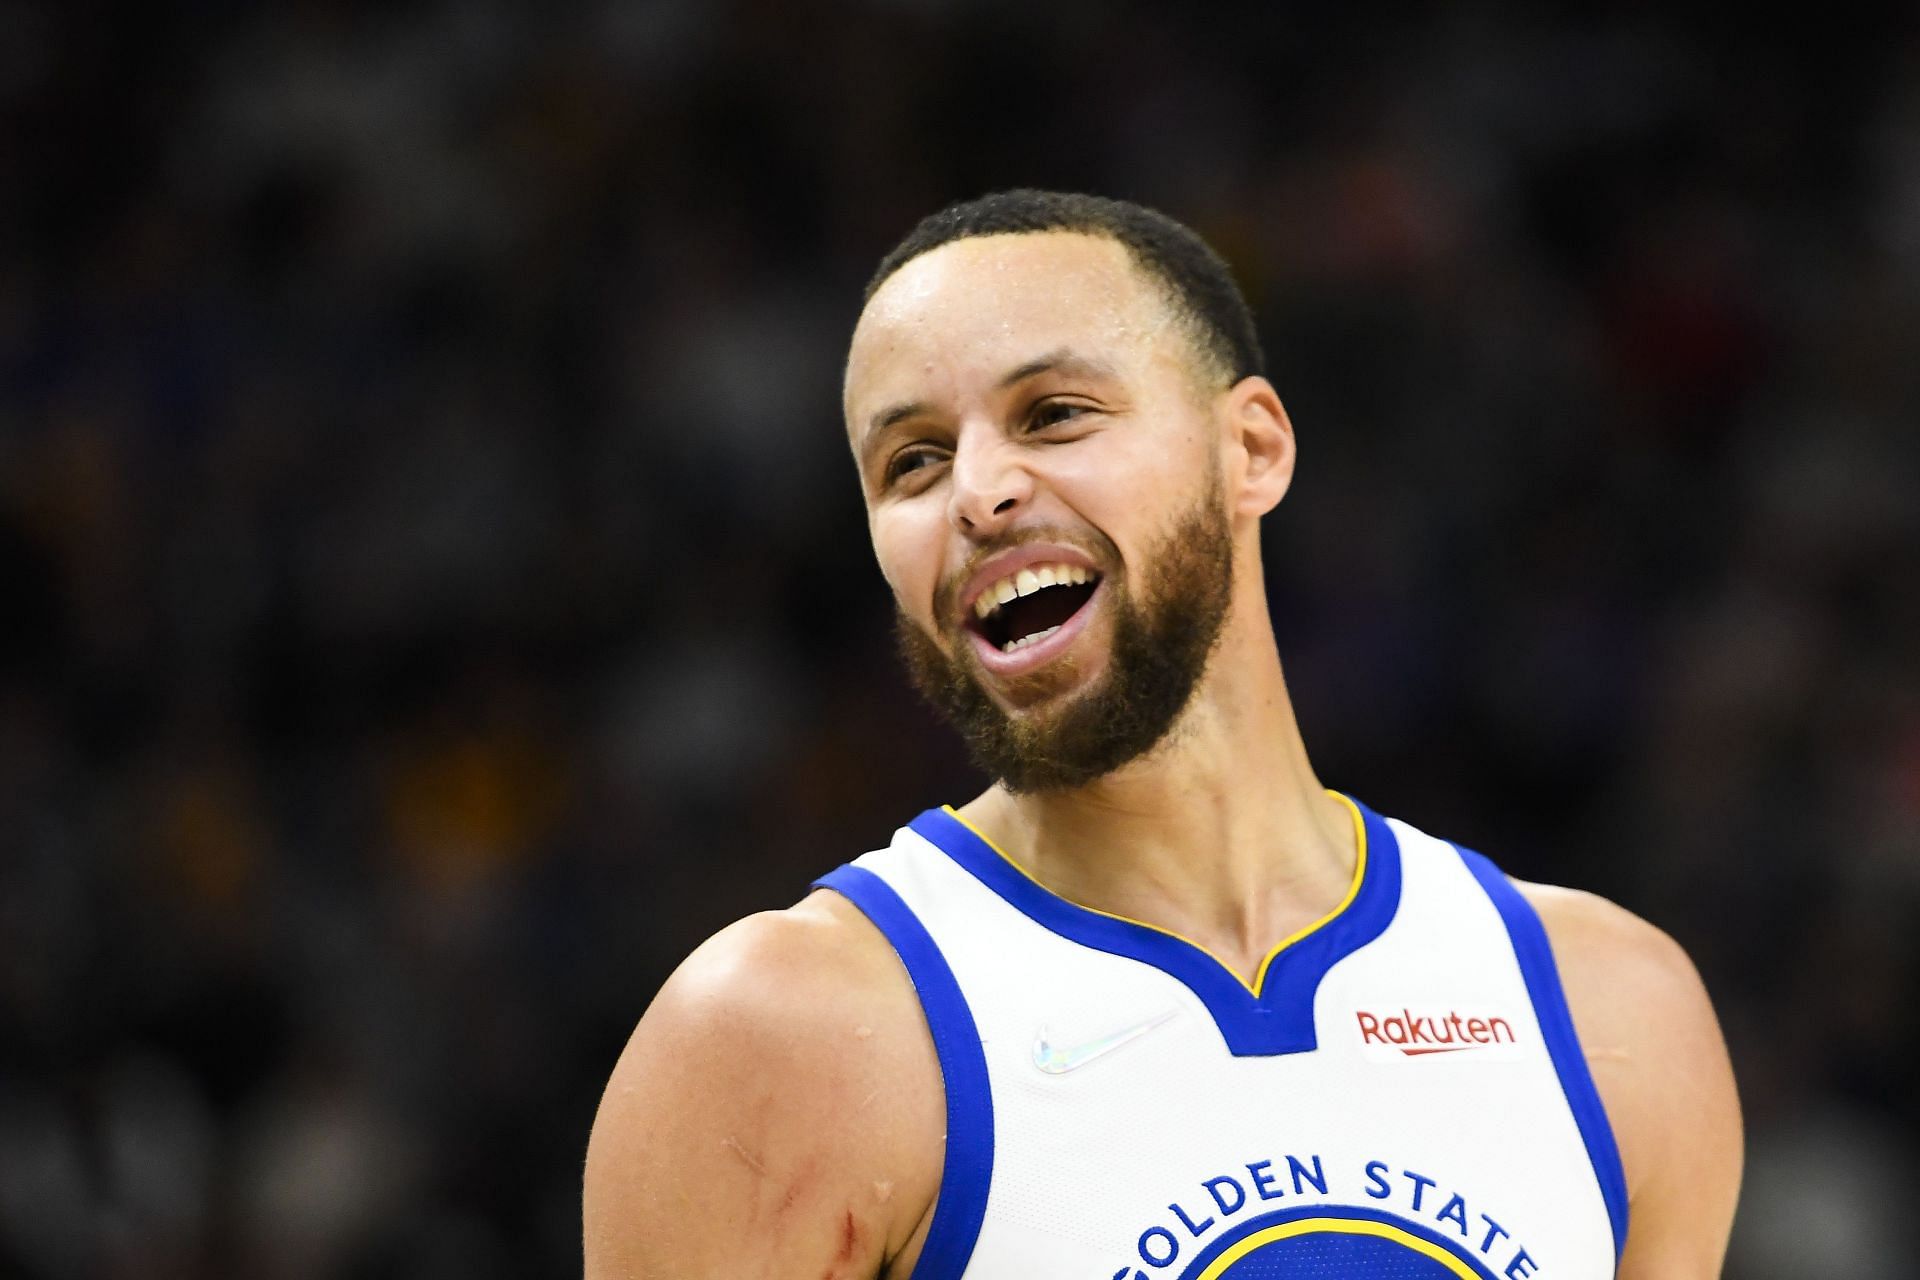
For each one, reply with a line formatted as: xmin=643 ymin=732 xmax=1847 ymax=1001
xmin=1455 ymin=847 xmax=1631 ymax=1266
xmin=815 ymin=863 xmax=994 ymax=1280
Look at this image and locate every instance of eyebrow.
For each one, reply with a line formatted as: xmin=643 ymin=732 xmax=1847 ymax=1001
xmin=859 ymin=348 xmax=1120 ymax=464
xmin=995 ymin=349 xmax=1119 ymax=391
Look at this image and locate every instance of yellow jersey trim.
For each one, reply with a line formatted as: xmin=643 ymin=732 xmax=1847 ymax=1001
xmin=939 ymin=790 xmax=1368 ymax=998
xmin=1193 ymin=1217 xmax=1481 ymax=1279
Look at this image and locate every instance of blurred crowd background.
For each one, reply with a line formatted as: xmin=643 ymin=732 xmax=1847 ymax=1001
xmin=2 ymin=1 xmax=1917 ymax=1276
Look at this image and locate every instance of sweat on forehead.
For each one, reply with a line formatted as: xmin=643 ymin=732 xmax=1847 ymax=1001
xmin=845 ymin=231 xmax=1227 ymax=403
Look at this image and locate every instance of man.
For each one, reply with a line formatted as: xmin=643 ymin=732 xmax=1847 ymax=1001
xmin=583 ymin=191 xmax=1742 ymax=1278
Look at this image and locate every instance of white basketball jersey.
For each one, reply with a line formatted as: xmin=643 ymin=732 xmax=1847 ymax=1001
xmin=815 ymin=794 xmax=1628 ymax=1280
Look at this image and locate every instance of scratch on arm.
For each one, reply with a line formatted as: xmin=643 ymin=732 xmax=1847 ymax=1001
xmin=722 ymin=1135 xmax=768 ymax=1177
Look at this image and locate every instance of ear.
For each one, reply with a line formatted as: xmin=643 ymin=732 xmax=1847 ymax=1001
xmin=1221 ymin=376 xmax=1295 ymax=518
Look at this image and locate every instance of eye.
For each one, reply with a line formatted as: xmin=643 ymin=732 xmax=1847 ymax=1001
xmin=883 ymin=445 xmax=946 ymax=487
xmin=1029 ymin=399 xmax=1092 ymax=430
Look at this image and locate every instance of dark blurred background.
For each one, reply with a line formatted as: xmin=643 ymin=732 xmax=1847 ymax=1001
xmin=2 ymin=1 xmax=1916 ymax=1276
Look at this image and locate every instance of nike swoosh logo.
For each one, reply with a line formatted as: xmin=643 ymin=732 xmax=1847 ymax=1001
xmin=1032 ymin=1008 xmax=1180 ymax=1074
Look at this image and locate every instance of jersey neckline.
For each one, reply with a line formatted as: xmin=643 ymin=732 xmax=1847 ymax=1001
xmin=904 ymin=793 xmax=1404 ymax=1056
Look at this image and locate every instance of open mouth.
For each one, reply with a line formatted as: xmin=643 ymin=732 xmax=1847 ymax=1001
xmin=967 ymin=563 xmax=1102 ymax=654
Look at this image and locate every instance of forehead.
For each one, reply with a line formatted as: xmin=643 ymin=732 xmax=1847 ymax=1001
xmin=844 ymin=232 xmax=1184 ymax=424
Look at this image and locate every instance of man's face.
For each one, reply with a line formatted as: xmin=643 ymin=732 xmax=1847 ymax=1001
xmin=844 ymin=232 xmax=1235 ymax=791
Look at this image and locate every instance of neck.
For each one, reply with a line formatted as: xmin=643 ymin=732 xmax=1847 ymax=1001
xmin=957 ymin=593 xmax=1359 ymax=985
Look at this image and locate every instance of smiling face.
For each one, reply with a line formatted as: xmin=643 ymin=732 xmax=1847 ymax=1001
xmin=844 ymin=231 xmax=1243 ymax=791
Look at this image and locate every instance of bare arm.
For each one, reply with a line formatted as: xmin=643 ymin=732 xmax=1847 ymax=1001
xmin=1525 ymin=884 xmax=1743 ymax=1279
xmin=583 ymin=892 xmax=944 ymax=1279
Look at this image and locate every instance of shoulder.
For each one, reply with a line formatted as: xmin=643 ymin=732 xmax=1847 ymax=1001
xmin=1514 ymin=880 xmax=1732 ymax=1128
xmin=1514 ymin=879 xmax=1743 ymax=1277
xmin=583 ymin=890 xmax=944 ymax=1280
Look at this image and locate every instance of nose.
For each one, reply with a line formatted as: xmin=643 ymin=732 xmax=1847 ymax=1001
xmin=946 ymin=426 xmax=1033 ymax=538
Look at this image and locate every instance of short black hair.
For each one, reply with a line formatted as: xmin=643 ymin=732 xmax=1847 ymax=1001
xmin=864 ymin=189 xmax=1265 ymax=385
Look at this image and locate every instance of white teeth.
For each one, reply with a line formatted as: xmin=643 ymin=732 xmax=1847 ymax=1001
xmin=1002 ymin=625 xmax=1062 ymax=653
xmin=971 ymin=562 xmax=1097 ymax=621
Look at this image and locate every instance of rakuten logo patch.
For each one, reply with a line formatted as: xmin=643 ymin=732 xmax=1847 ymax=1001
xmin=1355 ymin=1008 xmax=1520 ymax=1058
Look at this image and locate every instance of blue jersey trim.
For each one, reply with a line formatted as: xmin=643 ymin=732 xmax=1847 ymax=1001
xmin=1457 ymin=847 xmax=1631 ymax=1263
xmin=905 ymin=797 xmax=1403 ymax=1057
xmin=813 ymin=863 xmax=993 ymax=1280
xmin=1174 ymin=1203 xmax=1502 ymax=1280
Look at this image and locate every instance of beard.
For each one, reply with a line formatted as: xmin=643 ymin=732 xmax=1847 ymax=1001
xmin=893 ymin=478 xmax=1234 ymax=794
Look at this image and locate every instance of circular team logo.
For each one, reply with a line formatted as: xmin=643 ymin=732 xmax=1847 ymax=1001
xmin=1170 ymin=1206 xmax=1500 ymax=1280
